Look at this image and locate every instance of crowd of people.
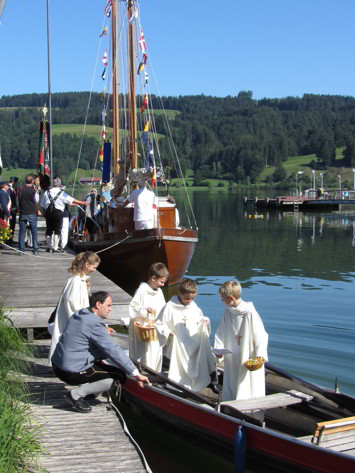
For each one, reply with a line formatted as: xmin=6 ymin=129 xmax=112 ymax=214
xmin=47 ymin=253 xmax=268 ymax=413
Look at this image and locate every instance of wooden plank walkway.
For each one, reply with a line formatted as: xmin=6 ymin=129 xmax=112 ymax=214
xmin=26 ymin=340 xmax=149 ymax=473
xmin=0 ymin=241 xmax=131 ymax=330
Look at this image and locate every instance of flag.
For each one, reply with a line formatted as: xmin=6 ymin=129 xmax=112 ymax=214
xmin=139 ymin=29 xmax=147 ymax=52
xmin=144 ymin=121 xmax=151 ymax=132
xmin=0 ymin=148 xmax=2 ymax=176
xmin=101 ymin=108 xmax=106 ymax=123
xmin=38 ymin=121 xmax=51 ymax=177
xmin=142 ymin=132 xmax=149 ymax=145
xmin=104 ymin=0 xmax=112 ymax=17
xmin=101 ymin=67 xmax=106 ymax=80
xmin=129 ymin=4 xmax=138 ymax=23
xmin=143 ymin=53 xmax=148 ymax=65
xmin=148 ymin=142 xmax=154 ymax=167
xmin=99 ymin=146 xmax=104 ymax=162
xmin=143 ymin=94 xmax=148 ymax=110
xmin=102 ymin=50 xmax=108 ymax=66
xmin=137 ymin=62 xmax=144 ymax=74
xmin=152 ymin=166 xmax=157 ymax=189
xmin=99 ymin=26 xmax=108 ymax=37
xmin=144 ymin=70 xmax=149 ymax=85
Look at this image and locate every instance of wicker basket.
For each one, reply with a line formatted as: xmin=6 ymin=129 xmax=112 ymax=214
xmin=134 ymin=321 xmax=157 ymax=342
xmin=244 ymin=356 xmax=265 ymax=371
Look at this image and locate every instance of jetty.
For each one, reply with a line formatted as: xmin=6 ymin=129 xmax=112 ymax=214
xmin=244 ymin=189 xmax=355 ymax=211
xmin=0 ymin=242 xmax=151 ymax=473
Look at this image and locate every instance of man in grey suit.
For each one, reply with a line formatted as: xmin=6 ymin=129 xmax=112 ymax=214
xmin=51 ymin=291 xmax=149 ymax=413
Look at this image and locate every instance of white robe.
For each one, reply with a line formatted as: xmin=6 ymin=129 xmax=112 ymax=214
xmin=128 ymin=282 xmax=166 ymax=371
xmin=48 ymin=274 xmax=89 ymax=363
xmin=156 ymin=296 xmax=216 ymax=392
xmin=214 ymin=300 xmax=268 ymax=401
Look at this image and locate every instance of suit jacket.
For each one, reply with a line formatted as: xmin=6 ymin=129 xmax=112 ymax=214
xmin=0 ymin=189 xmax=11 ymax=218
xmin=51 ymin=307 xmax=136 ymax=375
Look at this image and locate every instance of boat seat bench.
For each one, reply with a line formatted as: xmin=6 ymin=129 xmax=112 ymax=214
xmin=220 ymin=390 xmax=313 ymax=414
xmin=300 ymin=416 xmax=355 ymax=457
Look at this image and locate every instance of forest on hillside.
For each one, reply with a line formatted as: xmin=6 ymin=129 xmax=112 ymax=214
xmin=0 ymin=91 xmax=354 ymax=184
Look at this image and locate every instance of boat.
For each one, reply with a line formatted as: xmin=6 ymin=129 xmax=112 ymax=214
xmin=244 ymin=189 xmax=355 ymax=211
xmin=68 ymin=1 xmax=198 ymax=295
xmin=115 ymin=354 xmax=355 ymax=472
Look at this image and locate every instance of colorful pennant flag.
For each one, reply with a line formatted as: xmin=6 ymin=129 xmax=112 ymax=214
xmin=144 ymin=70 xmax=149 ymax=85
xmin=137 ymin=62 xmax=144 ymax=74
xmin=99 ymin=26 xmax=108 ymax=37
xmin=144 ymin=121 xmax=151 ymax=132
xmin=143 ymin=53 xmax=148 ymax=65
xmin=142 ymin=132 xmax=149 ymax=145
xmin=102 ymin=50 xmax=108 ymax=66
xmin=152 ymin=166 xmax=157 ymax=189
xmin=101 ymin=67 xmax=106 ymax=80
xmin=99 ymin=146 xmax=104 ymax=162
xmin=104 ymin=0 xmax=112 ymax=17
xmin=139 ymin=30 xmax=147 ymax=52
xmin=143 ymin=94 xmax=148 ymax=109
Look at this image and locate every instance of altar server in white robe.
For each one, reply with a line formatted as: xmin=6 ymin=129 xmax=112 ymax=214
xmin=48 ymin=252 xmax=101 ymax=362
xmin=128 ymin=262 xmax=170 ymax=371
xmin=156 ymin=278 xmax=217 ymax=393
xmin=214 ymin=280 xmax=268 ymax=402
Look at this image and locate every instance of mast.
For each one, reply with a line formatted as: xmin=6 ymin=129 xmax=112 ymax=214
xmin=46 ymin=0 xmax=53 ymax=185
xmin=128 ymin=0 xmax=138 ymax=169
xmin=112 ymin=0 xmax=120 ymax=176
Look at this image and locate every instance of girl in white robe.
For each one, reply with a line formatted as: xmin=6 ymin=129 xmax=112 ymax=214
xmin=214 ymin=280 xmax=268 ymax=401
xmin=156 ymin=279 xmax=217 ymax=392
xmin=128 ymin=263 xmax=169 ymax=371
xmin=48 ymin=252 xmax=101 ymax=362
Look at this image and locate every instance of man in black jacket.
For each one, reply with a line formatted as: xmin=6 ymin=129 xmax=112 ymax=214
xmin=0 ymin=182 xmax=11 ymax=222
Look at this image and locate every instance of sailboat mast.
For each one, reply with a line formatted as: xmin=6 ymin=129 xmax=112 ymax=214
xmin=46 ymin=0 xmax=53 ymax=185
xmin=112 ymin=0 xmax=120 ymax=176
xmin=128 ymin=0 xmax=138 ymax=169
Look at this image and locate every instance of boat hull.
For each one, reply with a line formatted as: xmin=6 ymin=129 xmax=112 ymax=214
xmin=121 ymin=377 xmax=355 ymax=473
xmin=69 ymin=227 xmax=198 ymax=295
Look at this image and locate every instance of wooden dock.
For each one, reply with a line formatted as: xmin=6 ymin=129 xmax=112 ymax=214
xmin=0 ymin=243 xmax=131 ymax=335
xmin=1 ymin=238 xmax=151 ymax=472
xmin=25 ymin=340 xmax=149 ymax=473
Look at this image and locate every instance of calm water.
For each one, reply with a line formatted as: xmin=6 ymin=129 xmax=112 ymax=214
xmin=120 ymin=189 xmax=355 ymax=472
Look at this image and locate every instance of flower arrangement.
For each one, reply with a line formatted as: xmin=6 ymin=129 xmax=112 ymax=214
xmin=0 ymin=219 xmax=12 ymax=243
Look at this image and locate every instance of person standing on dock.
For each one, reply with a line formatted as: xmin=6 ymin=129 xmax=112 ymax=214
xmin=40 ymin=177 xmax=88 ymax=253
xmin=214 ymin=280 xmax=268 ymax=402
xmin=0 ymin=182 xmax=11 ymax=222
xmin=18 ymin=175 xmax=39 ymax=255
xmin=7 ymin=176 xmax=19 ymax=242
xmin=123 ymin=179 xmax=156 ymax=230
xmin=48 ymin=251 xmax=101 ymax=361
xmin=156 ymin=278 xmax=219 ymax=393
xmin=128 ymin=262 xmax=170 ymax=371
xmin=51 ymin=291 xmax=150 ymax=413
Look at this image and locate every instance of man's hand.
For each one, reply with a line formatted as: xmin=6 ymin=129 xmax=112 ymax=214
xmin=107 ymin=327 xmax=116 ymax=334
xmin=135 ymin=373 xmax=150 ymax=388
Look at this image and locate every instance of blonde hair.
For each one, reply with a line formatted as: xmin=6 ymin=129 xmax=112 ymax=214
xmin=219 ymin=280 xmax=241 ymax=299
xmin=68 ymin=252 xmax=101 ymax=276
xmin=179 ymin=278 xmax=197 ymax=295
xmin=148 ymin=262 xmax=170 ymax=281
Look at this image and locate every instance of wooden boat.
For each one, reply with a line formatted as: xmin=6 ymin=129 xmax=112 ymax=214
xmin=244 ymin=189 xmax=355 ymax=211
xmin=69 ymin=1 xmax=198 ymax=294
xmin=116 ymin=355 xmax=355 ymax=472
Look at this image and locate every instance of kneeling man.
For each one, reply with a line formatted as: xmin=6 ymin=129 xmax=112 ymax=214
xmin=51 ymin=291 xmax=149 ymax=413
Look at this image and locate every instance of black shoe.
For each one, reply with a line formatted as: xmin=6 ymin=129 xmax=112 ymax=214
xmin=46 ymin=248 xmax=51 ymax=253
xmin=207 ymin=382 xmax=221 ymax=395
xmin=65 ymin=392 xmax=92 ymax=413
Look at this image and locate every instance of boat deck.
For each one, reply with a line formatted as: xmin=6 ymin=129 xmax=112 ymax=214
xmin=25 ymin=340 xmax=149 ymax=473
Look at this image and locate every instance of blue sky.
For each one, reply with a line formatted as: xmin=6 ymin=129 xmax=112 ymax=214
xmin=0 ymin=0 xmax=354 ymax=100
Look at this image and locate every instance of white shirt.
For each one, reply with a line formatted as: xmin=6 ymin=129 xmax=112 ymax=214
xmin=127 ymin=187 xmax=156 ymax=222
xmin=40 ymin=188 xmax=74 ymax=212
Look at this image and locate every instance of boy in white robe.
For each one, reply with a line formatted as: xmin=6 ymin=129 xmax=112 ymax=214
xmin=214 ymin=280 xmax=268 ymax=402
xmin=128 ymin=262 xmax=169 ymax=371
xmin=156 ymin=278 xmax=218 ymax=393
